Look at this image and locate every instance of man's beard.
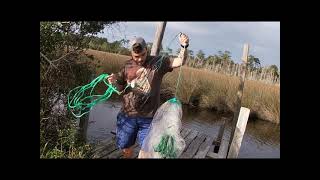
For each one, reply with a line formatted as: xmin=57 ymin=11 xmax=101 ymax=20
xmin=136 ymin=60 xmax=144 ymax=65
xmin=132 ymin=56 xmax=146 ymax=65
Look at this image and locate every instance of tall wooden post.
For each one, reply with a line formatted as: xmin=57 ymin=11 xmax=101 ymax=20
xmin=235 ymin=64 xmax=239 ymax=76
xmin=150 ymin=22 xmax=167 ymax=56
xmin=227 ymin=44 xmax=249 ymax=156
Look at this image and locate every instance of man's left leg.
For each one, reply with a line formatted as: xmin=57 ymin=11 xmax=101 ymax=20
xmin=116 ymin=112 xmax=138 ymax=158
xmin=136 ymin=117 xmax=153 ymax=158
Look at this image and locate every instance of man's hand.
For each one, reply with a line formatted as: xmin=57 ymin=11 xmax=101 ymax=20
xmin=171 ymin=33 xmax=189 ymax=68
xmin=179 ymin=33 xmax=189 ymax=47
xmin=107 ymin=73 xmax=116 ymax=84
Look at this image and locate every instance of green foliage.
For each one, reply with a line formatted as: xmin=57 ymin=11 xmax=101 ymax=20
xmin=267 ymin=65 xmax=280 ymax=77
xmin=40 ymin=21 xmax=115 ymax=57
xmin=188 ymin=50 xmax=194 ymax=59
xmin=196 ymin=50 xmax=205 ymax=60
xmin=247 ymin=55 xmax=261 ymax=70
xmin=40 ymin=21 xmax=117 ymax=159
xmin=87 ymin=36 xmax=132 ymax=55
xmin=40 ymin=22 xmax=65 ymax=59
xmin=40 ymin=123 xmax=93 ymax=158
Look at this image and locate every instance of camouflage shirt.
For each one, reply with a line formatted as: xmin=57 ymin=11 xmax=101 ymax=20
xmin=114 ymin=55 xmax=173 ymax=118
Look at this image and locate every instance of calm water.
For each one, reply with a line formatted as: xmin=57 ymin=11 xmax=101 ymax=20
xmin=84 ymin=100 xmax=280 ymax=158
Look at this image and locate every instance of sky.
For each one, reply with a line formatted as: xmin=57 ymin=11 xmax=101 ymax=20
xmin=98 ymin=21 xmax=280 ymax=68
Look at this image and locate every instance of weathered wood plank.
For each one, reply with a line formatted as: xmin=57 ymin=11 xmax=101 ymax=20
xmin=206 ymin=151 xmax=220 ymax=158
xmin=93 ymin=141 xmax=118 ymax=158
xmin=194 ymin=136 xmax=214 ymax=158
xmin=227 ymin=107 xmax=250 ymax=158
xmin=216 ymin=118 xmax=227 ymax=144
xmin=180 ymin=133 xmax=206 ymax=158
xmin=181 ymin=128 xmax=192 ymax=139
xmin=180 ymin=128 xmax=187 ymax=136
xmin=209 ymin=145 xmax=216 ymax=153
xmin=218 ymin=137 xmax=229 ymax=158
xmin=105 ymin=148 xmax=123 ymax=159
xmin=184 ymin=130 xmax=199 ymax=146
xmin=214 ymin=120 xmax=230 ymax=158
xmin=181 ymin=130 xmax=199 ymax=153
xmin=100 ymin=136 xmax=114 ymax=144
xmin=92 ymin=137 xmax=114 ymax=154
xmin=93 ymin=142 xmax=114 ymax=156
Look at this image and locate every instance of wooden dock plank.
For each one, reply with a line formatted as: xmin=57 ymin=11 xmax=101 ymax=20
xmin=194 ymin=136 xmax=214 ymax=158
xmin=93 ymin=140 xmax=118 ymax=158
xmin=206 ymin=151 xmax=220 ymax=158
xmin=92 ymin=130 xmax=118 ymax=158
xmin=217 ymin=137 xmax=228 ymax=158
xmin=180 ymin=133 xmax=206 ymax=158
xmin=105 ymin=147 xmax=123 ymax=159
xmin=98 ymin=144 xmax=118 ymax=158
xmin=181 ymin=128 xmax=192 ymax=139
xmin=92 ymin=137 xmax=114 ymax=154
xmin=216 ymin=118 xmax=227 ymax=144
xmin=180 ymin=129 xmax=198 ymax=153
xmin=208 ymin=144 xmax=216 ymax=154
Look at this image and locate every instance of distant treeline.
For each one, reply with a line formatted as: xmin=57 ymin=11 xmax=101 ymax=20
xmin=87 ymin=36 xmax=280 ymax=84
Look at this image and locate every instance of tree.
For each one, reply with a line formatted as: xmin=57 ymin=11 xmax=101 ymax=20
xmin=100 ymin=42 xmax=108 ymax=51
xmin=188 ymin=49 xmax=194 ymax=59
xmin=108 ymin=40 xmax=123 ymax=53
xmin=147 ymin=42 xmax=153 ymax=55
xmin=120 ymin=38 xmax=129 ymax=48
xmin=206 ymin=55 xmax=216 ymax=66
xmin=247 ymin=55 xmax=261 ymax=70
xmin=162 ymin=47 xmax=172 ymax=56
xmin=88 ymin=36 xmax=109 ymax=51
xmin=40 ymin=21 xmax=115 ymax=58
xmin=268 ymin=65 xmax=279 ymax=77
xmin=40 ymin=21 xmax=118 ymax=158
xmin=196 ymin=50 xmax=205 ymax=60
xmin=212 ymin=54 xmax=221 ymax=65
xmin=217 ymin=50 xmax=233 ymax=67
xmin=176 ymin=48 xmax=180 ymax=54
xmin=269 ymin=64 xmax=278 ymax=72
xmin=220 ymin=51 xmax=231 ymax=61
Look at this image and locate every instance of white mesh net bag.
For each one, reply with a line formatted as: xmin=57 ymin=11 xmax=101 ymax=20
xmin=140 ymin=98 xmax=186 ymax=158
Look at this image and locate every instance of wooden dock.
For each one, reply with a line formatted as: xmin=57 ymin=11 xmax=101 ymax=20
xmin=92 ymin=126 xmax=228 ymax=159
xmin=92 ymin=107 xmax=250 ymax=159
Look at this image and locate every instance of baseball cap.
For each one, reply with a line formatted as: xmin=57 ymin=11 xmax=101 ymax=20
xmin=129 ymin=37 xmax=147 ymax=52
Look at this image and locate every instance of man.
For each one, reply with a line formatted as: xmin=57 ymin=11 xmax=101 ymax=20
xmin=107 ymin=33 xmax=189 ymax=158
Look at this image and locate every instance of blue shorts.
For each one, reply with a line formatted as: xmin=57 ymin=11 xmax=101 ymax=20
xmin=116 ymin=112 xmax=153 ymax=149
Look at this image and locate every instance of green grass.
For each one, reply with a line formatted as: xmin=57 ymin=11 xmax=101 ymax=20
xmin=40 ymin=122 xmax=93 ymax=159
